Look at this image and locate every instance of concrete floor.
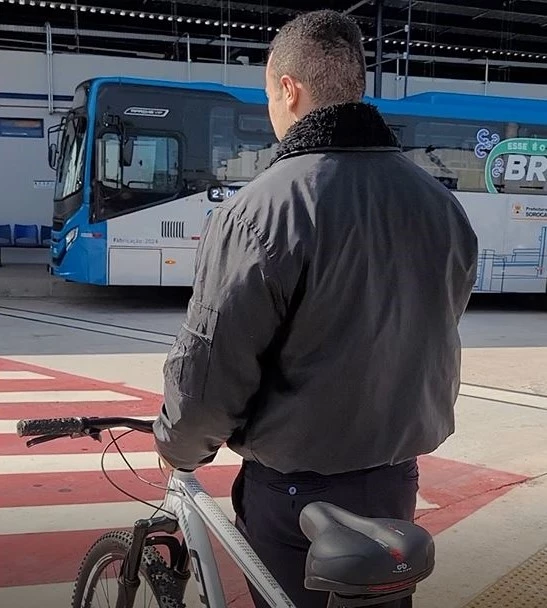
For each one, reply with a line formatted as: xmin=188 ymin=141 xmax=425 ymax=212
xmin=0 ymin=292 xmax=545 ymax=607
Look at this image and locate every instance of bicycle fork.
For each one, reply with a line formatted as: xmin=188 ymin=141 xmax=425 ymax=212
xmin=116 ymin=515 xmax=191 ymax=608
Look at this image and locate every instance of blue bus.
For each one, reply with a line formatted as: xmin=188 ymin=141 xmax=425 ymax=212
xmin=48 ymin=76 xmax=547 ymax=293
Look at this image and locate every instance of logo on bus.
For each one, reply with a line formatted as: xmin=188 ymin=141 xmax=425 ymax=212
xmin=511 ymin=202 xmax=547 ymax=220
xmin=480 ymin=130 xmax=547 ymax=193
xmin=123 ymin=107 xmax=170 ymax=118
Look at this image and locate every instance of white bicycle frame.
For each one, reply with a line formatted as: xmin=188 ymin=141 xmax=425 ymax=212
xmin=162 ymin=469 xmax=297 ymax=608
xmin=17 ymin=417 xmax=433 ymax=608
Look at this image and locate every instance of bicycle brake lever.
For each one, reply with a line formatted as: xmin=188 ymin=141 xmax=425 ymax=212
xmin=26 ymin=433 xmax=71 ymax=448
xmin=25 ymin=429 xmax=103 ymax=448
xmin=88 ymin=429 xmax=102 ymax=443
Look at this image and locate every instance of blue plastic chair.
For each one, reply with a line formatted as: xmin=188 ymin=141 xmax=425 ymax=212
xmin=0 ymin=224 xmax=12 ymax=245
xmin=40 ymin=225 xmax=52 ymax=247
xmin=14 ymin=224 xmax=39 ymax=246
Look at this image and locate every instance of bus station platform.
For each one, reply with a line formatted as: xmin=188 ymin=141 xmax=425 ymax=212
xmin=0 ymin=292 xmax=545 ymax=608
xmin=0 ymin=263 xmax=141 ymax=299
xmin=464 ymin=545 xmax=546 ymax=607
xmin=0 ymin=264 xmax=57 ymax=298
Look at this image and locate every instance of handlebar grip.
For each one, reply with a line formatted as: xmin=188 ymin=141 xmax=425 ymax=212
xmin=17 ymin=417 xmax=86 ymax=437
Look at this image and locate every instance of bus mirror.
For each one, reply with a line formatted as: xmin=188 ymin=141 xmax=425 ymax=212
xmin=123 ymin=138 xmax=134 ymax=166
xmin=48 ymin=143 xmax=58 ymax=170
xmin=47 ymin=121 xmax=63 ymax=169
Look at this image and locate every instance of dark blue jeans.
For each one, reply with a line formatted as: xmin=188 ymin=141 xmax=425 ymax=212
xmin=232 ymin=458 xmax=419 ymax=608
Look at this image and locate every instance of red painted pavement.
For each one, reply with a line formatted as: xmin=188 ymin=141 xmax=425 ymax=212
xmin=0 ymin=528 xmax=252 ymax=607
xmin=0 ymin=357 xmax=163 ymax=411
xmin=1 ymin=428 xmax=155 ymax=454
xmin=0 ymin=357 xmax=530 ymax=607
xmin=0 ymin=400 xmax=159 ymax=420
xmin=415 ymin=457 xmax=527 ymax=535
xmin=0 ymin=465 xmax=240 ymax=508
xmin=0 ymin=358 xmax=162 ymax=420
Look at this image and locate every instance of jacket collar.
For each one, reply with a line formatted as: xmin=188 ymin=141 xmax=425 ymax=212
xmin=269 ymin=102 xmax=400 ymax=166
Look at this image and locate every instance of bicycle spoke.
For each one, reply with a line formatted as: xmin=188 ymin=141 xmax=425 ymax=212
xmin=97 ymin=566 xmax=110 ymax=608
xmin=81 ymin=555 xmax=162 ymax=608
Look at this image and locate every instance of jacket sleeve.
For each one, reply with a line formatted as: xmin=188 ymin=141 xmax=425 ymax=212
xmin=152 ymin=205 xmax=285 ymax=471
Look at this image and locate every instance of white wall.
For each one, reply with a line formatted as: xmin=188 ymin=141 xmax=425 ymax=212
xmin=383 ymin=73 xmax=547 ymax=100
xmin=0 ymin=48 xmax=376 ymax=100
xmin=3 ymin=49 xmax=546 ymax=102
xmin=1 ymin=48 xmax=546 ymax=229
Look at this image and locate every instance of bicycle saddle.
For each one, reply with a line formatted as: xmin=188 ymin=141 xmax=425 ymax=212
xmin=299 ymin=502 xmax=435 ymax=599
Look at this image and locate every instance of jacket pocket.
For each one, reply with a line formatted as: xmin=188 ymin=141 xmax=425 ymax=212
xmin=165 ymin=299 xmax=219 ymax=401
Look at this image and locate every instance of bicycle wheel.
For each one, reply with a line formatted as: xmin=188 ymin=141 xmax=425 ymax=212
xmin=71 ymin=530 xmax=183 ymax=608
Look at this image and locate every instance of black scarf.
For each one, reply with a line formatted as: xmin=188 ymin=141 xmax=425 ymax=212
xmin=270 ymin=102 xmax=400 ymax=167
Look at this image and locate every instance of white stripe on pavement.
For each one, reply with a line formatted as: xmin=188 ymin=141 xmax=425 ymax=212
xmin=0 ymin=578 xmax=203 ymax=608
xmin=417 ymin=494 xmax=440 ymax=510
xmin=0 ymin=390 xmax=140 ymax=403
xmin=0 ymin=371 xmax=54 ymax=380
xmin=459 ymin=383 xmax=547 ymax=410
xmin=0 ymin=497 xmax=235 ymax=535
xmin=0 ymin=447 xmax=242 ymax=474
xmin=0 ymin=582 xmax=76 ymax=608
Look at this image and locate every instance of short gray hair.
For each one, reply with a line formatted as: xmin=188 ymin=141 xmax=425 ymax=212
xmin=268 ymin=9 xmax=367 ymax=107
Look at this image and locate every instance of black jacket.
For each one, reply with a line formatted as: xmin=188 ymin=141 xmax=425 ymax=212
xmin=153 ymin=102 xmax=478 ymax=475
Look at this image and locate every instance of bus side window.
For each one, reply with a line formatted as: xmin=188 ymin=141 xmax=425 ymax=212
xmin=210 ymin=103 xmax=277 ymax=182
xmin=210 ymin=106 xmax=235 ymax=181
xmin=400 ymin=119 xmax=503 ymax=193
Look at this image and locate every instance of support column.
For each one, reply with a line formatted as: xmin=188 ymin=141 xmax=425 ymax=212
xmin=374 ymin=0 xmax=384 ymax=98
xmin=186 ymin=33 xmax=192 ymax=81
xmin=45 ymin=22 xmax=54 ymax=114
xmin=221 ymin=34 xmax=229 ymax=85
xmin=404 ymin=0 xmax=412 ymax=97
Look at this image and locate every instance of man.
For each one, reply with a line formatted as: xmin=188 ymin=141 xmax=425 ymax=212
xmin=153 ymin=9 xmax=478 ymax=608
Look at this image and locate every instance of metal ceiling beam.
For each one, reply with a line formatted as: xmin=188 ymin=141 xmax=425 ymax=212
xmin=170 ymin=0 xmax=297 ymax=16
xmin=409 ymin=0 xmax=547 ymax=21
xmin=3 ymin=23 xmax=546 ymax=70
xmin=0 ymin=24 xmax=270 ymax=49
xmin=344 ymin=0 xmax=372 ymax=15
xmin=382 ymin=50 xmax=547 ymax=71
xmin=381 ymin=17 xmax=547 ymax=45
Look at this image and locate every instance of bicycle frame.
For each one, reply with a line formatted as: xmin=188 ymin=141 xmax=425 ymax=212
xmin=121 ymin=469 xmax=296 ymax=608
xmin=17 ymin=416 xmax=433 ymax=608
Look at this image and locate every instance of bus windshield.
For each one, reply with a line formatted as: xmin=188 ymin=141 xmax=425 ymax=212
xmin=97 ymin=132 xmax=180 ymax=193
xmin=91 ymin=84 xmax=277 ymax=222
xmin=55 ymin=115 xmax=87 ymax=201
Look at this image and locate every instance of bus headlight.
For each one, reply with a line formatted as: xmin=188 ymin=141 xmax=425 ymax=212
xmin=65 ymin=227 xmax=79 ymax=250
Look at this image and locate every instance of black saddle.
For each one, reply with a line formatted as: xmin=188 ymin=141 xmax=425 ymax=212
xmin=300 ymin=502 xmax=435 ymax=606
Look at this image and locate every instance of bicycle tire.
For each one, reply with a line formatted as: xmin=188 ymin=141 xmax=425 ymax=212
xmin=71 ymin=530 xmax=184 ymax=608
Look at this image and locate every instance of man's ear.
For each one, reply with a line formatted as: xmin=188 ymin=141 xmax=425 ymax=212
xmin=280 ymin=74 xmax=301 ymax=112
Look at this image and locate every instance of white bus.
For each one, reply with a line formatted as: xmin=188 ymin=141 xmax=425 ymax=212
xmin=49 ymin=77 xmax=547 ymax=293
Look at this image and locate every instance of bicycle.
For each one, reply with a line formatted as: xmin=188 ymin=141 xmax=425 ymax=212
xmin=17 ymin=415 xmax=436 ymax=608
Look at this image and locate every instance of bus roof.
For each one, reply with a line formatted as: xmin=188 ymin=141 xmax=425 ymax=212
xmin=79 ymin=76 xmax=547 ymax=126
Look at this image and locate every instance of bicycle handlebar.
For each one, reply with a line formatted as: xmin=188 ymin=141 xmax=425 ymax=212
xmin=17 ymin=417 xmax=86 ymax=437
xmin=17 ymin=416 xmax=155 ymax=439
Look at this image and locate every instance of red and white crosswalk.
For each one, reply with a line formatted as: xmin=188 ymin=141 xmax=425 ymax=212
xmin=0 ymin=357 xmax=252 ymax=608
xmin=0 ymin=357 xmax=527 ymax=608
